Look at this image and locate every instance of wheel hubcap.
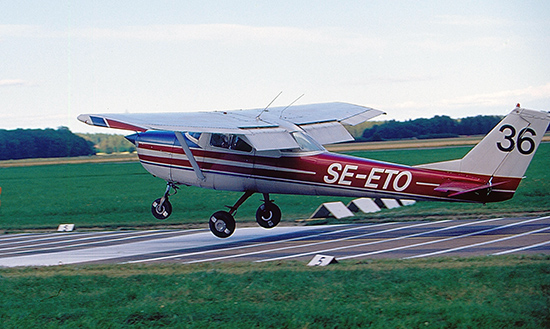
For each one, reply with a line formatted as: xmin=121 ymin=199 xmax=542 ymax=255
xmin=214 ymin=219 xmax=227 ymax=232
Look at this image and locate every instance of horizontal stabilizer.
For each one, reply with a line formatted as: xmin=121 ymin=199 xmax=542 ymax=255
xmin=435 ymin=180 xmax=509 ymax=197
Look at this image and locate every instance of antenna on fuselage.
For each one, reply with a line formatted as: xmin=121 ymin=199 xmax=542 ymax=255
xmin=279 ymin=94 xmax=304 ymax=119
xmin=256 ymin=91 xmax=283 ymax=120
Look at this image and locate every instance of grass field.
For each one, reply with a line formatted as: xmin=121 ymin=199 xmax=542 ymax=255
xmin=0 ymin=143 xmax=549 ymax=231
xmin=0 ymin=256 xmax=548 ymax=328
xmin=1 ymin=145 xmax=549 ymax=328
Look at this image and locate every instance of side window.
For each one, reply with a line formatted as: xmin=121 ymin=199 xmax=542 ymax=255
xmin=210 ymin=134 xmax=252 ymax=152
xmin=232 ymin=136 xmax=253 ymax=152
xmin=210 ymin=133 xmax=230 ymax=148
xmin=184 ymin=132 xmax=201 ymax=148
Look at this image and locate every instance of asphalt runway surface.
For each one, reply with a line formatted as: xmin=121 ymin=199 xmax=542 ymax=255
xmin=1 ymin=216 xmax=549 ymax=267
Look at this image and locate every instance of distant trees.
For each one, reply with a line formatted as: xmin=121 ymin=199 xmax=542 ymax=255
xmin=78 ymin=133 xmax=136 ymax=154
xmin=0 ymin=113 xmax=545 ymax=160
xmin=0 ymin=127 xmax=95 ymax=160
xmin=361 ymin=115 xmax=504 ymax=141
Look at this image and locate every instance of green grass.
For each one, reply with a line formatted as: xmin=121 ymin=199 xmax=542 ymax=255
xmin=0 ymin=162 xmax=345 ymax=230
xmin=0 ymin=256 xmax=548 ymax=328
xmin=1 ymin=147 xmax=549 ymax=328
xmin=0 ymin=143 xmax=549 ymax=231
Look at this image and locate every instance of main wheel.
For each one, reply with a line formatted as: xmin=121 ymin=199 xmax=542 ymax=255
xmin=255 ymin=202 xmax=281 ymax=228
xmin=209 ymin=211 xmax=236 ymax=238
xmin=151 ymin=198 xmax=172 ymax=220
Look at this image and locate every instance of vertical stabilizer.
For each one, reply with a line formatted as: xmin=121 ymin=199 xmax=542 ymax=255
xmin=418 ymin=107 xmax=550 ymax=178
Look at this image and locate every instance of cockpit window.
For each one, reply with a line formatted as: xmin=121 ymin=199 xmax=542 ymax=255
xmin=290 ymin=132 xmax=324 ymax=152
xmin=210 ymin=134 xmax=253 ymax=152
xmin=185 ymin=132 xmax=201 ymax=146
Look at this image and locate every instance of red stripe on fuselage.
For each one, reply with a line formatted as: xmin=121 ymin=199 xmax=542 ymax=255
xmin=137 ymin=143 xmax=521 ymax=203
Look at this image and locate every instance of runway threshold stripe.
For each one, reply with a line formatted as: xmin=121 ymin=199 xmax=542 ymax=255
xmin=344 ymin=216 xmax=550 ymax=260
xmin=184 ymin=221 xmax=449 ymax=264
xmin=0 ymin=233 xmax=65 ymax=243
xmin=0 ymin=230 xmax=185 ymax=257
xmin=404 ymin=218 xmax=550 ymax=259
xmin=256 ymin=218 xmax=505 ymax=263
xmin=0 ymin=231 xmax=159 ymax=252
xmin=492 ymin=239 xmax=550 ymax=255
xmin=125 ymin=224 xmax=390 ymax=264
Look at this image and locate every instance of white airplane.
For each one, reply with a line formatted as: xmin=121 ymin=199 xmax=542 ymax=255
xmin=78 ymin=102 xmax=549 ymax=238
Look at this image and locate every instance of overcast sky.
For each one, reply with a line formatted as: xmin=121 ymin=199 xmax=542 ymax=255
xmin=1 ymin=1 xmax=549 ymax=133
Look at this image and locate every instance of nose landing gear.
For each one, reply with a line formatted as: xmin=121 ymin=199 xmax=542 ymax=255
xmin=151 ymin=182 xmax=178 ymax=220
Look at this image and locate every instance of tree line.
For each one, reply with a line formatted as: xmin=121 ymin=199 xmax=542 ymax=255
xmin=77 ymin=133 xmax=136 ymax=154
xmin=0 ymin=128 xmax=138 ymax=161
xmin=0 ymin=127 xmax=95 ymax=160
xmin=361 ymin=115 xmax=505 ymax=141
xmin=2 ymin=114 xmax=547 ymax=160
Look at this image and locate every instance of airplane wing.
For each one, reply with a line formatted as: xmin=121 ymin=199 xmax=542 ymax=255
xmin=78 ymin=102 xmax=385 ymax=151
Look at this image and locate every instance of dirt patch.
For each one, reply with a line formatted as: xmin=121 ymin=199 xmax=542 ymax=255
xmin=0 ymin=153 xmax=138 ymax=168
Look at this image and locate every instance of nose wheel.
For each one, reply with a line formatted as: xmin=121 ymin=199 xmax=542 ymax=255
xmin=152 ymin=198 xmax=172 ymax=220
xmin=151 ymin=182 xmax=178 ymax=220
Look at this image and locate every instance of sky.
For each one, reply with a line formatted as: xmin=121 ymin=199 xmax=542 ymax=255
xmin=1 ymin=1 xmax=549 ymax=133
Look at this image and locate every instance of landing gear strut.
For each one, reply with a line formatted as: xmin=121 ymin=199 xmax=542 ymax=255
xmin=151 ymin=182 xmax=178 ymax=220
xmin=209 ymin=191 xmax=282 ymax=238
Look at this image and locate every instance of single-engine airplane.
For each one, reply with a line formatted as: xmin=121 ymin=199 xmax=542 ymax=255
xmin=78 ymin=102 xmax=550 ymax=238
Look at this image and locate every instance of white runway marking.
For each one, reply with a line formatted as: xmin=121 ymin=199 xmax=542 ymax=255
xmin=351 ymin=216 xmax=550 ymax=260
xmin=256 ymin=218 xmax=500 ymax=262
xmin=0 ymin=230 xmax=184 ymax=257
xmin=0 ymin=216 xmax=548 ymax=267
xmin=200 ymin=221 xmax=449 ymax=264
xmin=183 ymin=221 xmax=442 ymax=264
xmin=405 ymin=218 xmax=550 ymax=259
xmin=0 ymin=226 xmax=323 ymax=267
xmin=0 ymin=230 xmax=163 ymax=253
xmin=492 ymin=239 xmax=550 ymax=255
xmin=126 ymin=223 xmax=392 ymax=264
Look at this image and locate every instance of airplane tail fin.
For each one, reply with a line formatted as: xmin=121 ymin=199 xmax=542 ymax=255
xmin=417 ymin=106 xmax=549 ymax=179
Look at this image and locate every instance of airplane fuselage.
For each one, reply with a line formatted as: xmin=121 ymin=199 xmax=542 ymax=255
xmin=131 ymin=131 xmax=520 ymax=204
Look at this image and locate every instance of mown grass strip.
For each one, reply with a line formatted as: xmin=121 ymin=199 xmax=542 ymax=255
xmin=0 ymin=255 xmax=548 ymax=328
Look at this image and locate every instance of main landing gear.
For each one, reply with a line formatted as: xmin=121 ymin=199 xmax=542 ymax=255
xmin=151 ymin=184 xmax=282 ymax=239
xmin=210 ymin=191 xmax=282 ymax=238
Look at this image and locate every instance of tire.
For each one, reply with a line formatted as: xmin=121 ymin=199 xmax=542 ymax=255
xmin=151 ymin=198 xmax=172 ymax=220
xmin=255 ymin=202 xmax=281 ymax=228
xmin=209 ymin=211 xmax=236 ymax=238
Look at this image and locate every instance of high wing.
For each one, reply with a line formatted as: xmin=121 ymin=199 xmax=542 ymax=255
xmin=78 ymin=102 xmax=385 ymax=151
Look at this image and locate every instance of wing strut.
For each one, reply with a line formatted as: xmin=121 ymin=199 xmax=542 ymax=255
xmin=175 ymin=132 xmax=206 ymax=181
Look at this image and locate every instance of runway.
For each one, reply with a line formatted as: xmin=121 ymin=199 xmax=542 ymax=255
xmin=1 ymin=216 xmax=549 ymax=267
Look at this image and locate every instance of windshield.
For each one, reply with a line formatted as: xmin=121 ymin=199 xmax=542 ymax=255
xmin=289 ymin=132 xmax=324 ymax=152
